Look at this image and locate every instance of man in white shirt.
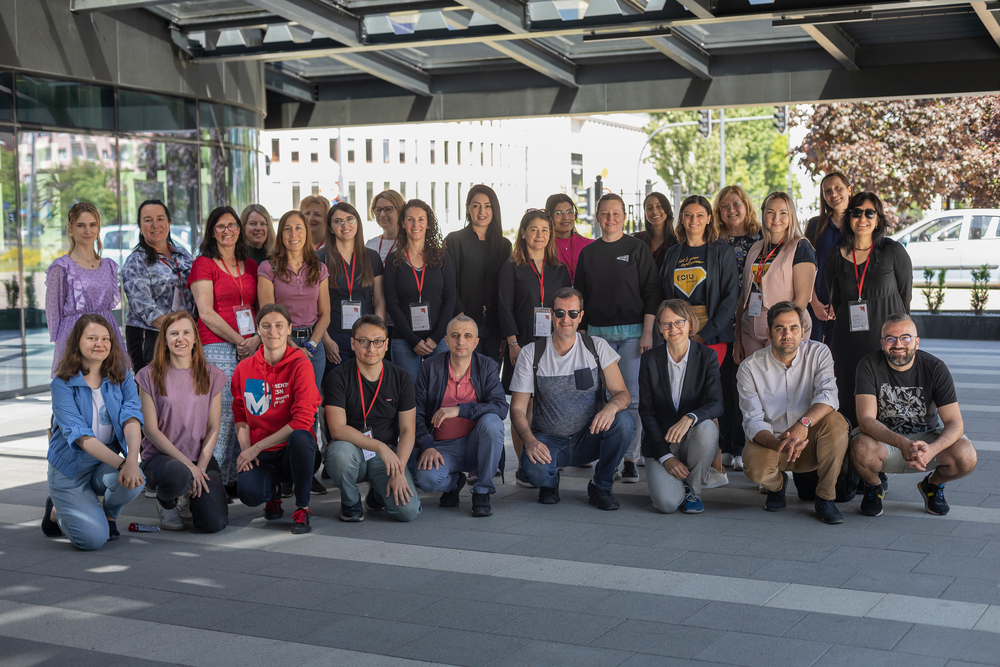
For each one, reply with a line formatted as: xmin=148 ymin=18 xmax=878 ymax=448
xmin=737 ymin=302 xmax=850 ymax=524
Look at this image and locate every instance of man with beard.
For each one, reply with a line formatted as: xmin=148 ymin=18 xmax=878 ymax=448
xmin=851 ymin=314 xmax=977 ymax=517
xmin=737 ymin=302 xmax=849 ymax=524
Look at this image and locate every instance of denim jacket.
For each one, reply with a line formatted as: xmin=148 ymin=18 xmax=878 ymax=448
xmin=48 ymin=372 xmax=144 ymax=478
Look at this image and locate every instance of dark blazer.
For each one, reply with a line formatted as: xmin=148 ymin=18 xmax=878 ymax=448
xmin=638 ymin=341 xmax=724 ymax=461
xmin=660 ymin=240 xmax=739 ymax=345
xmin=414 ymin=351 xmax=509 ymax=451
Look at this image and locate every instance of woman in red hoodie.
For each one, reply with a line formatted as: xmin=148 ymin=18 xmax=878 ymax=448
xmin=232 ymin=303 xmax=322 ymax=534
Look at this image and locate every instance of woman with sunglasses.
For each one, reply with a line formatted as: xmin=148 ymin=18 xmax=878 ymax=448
xmin=545 ymin=193 xmax=592 ymax=285
xmin=826 ymin=192 xmax=912 ymax=426
xmin=805 ymin=172 xmax=853 ymax=343
xmin=634 ymin=192 xmax=678 ymax=272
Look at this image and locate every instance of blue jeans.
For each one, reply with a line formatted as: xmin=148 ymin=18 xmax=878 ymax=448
xmin=391 ymin=336 xmax=448 ymax=383
xmin=47 ymin=452 xmax=145 ymax=551
xmin=605 ymin=337 xmax=642 ymax=461
xmin=237 ymin=430 xmax=320 ymax=509
xmin=520 ymin=411 xmax=634 ymax=491
xmin=325 ymin=440 xmax=422 ymax=522
xmin=414 ymin=413 xmax=505 ymax=495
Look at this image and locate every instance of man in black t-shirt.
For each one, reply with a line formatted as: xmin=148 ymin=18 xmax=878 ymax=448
xmin=851 ymin=314 xmax=977 ymax=517
xmin=324 ymin=315 xmax=421 ymax=522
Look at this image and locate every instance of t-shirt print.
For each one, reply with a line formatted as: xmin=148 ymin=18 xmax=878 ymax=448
xmin=877 ymin=384 xmax=932 ymax=435
xmin=673 ymin=254 xmax=707 ymax=298
xmin=98 ymin=405 xmax=111 ymax=426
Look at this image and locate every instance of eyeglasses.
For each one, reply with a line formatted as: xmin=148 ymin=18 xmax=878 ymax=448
xmin=882 ymin=335 xmax=915 ymax=346
xmin=215 ymin=223 xmax=239 ymax=233
xmin=551 ymin=208 xmax=575 ymax=217
xmin=373 ymin=206 xmax=395 ymax=216
xmin=353 ymin=337 xmax=387 ymax=348
xmin=657 ymin=319 xmax=688 ymax=331
xmin=331 ymin=216 xmax=357 ymax=226
xmin=552 ymin=309 xmax=581 ymax=319
xmin=850 ymin=208 xmax=877 ymax=220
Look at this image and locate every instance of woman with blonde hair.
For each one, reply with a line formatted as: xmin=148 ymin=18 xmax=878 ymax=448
xmin=300 ymin=194 xmax=331 ymax=253
xmin=242 ymin=204 xmax=276 ymax=266
xmin=366 ymin=189 xmax=405 ymax=263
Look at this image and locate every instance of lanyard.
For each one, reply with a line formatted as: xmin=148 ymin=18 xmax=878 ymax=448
xmin=357 ymin=364 xmax=384 ymax=430
xmin=342 ymin=252 xmax=356 ymax=299
xmin=529 ymin=259 xmax=545 ymax=305
xmin=378 ymin=236 xmax=395 ymax=258
xmin=158 ymin=251 xmax=180 ymax=276
xmin=405 ymin=249 xmax=425 ymax=301
xmin=754 ymin=241 xmax=783 ymax=289
xmin=219 ymin=259 xmax=245 ymax=306
xmin=852 ymin=247 xmax=873 ymax=300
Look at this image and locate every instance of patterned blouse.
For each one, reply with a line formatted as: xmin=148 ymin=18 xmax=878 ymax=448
xmin=725 ymin=232 xmax=763 ymax=291
xmin=122 ymin=245 xmax=195 ymax=330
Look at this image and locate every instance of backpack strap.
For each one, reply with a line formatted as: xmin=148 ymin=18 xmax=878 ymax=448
xmin=580 ymin=333 xmax=607 ymax=407
xmin=532 ymin=336 xmax=547 ymax=400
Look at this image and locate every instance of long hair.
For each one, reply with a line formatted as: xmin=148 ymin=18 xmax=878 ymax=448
xmin=54 ymin=314 xmax=128 ymax=384
xmin=67 ymin=202 xmax=103 ymax=254
xmin=675 ymin=195 xmax=719 ymax=244
xmin=241 ymin=204 xmax=276 ymax=257
xmin=149 ymin=311 xmax=211 ymax=397
xmin=809 ymin=172 xmax=853 ymax=246
xmin=512 ymin=210 xmax=561 ymax=267
xmin=392 ymin=199 xmax=446 ymax=268
xmin=326 ymin=202 xmax=375 ymax=288
xmin=840 ymin=192 xmax=889 ymax=250
xmin=370 ymin=189 xmax=405 ymax=222
xmin=544 ymin=193 xmax=577 ymax=223
xmin=760 ymin=191 xmax=805 ymax=246
xmin=641 ymin=192 xmax=678 ymax=246
xmin=272 ymin=210 xmax=322 ymax=285
xmin=299 ymin=194 xmax=330 ymax=220
xmin=198 ymin=206 xmax=247 ymax=260
xmin=465 ymin=184 xmax=511 ymax=272
xmin=713 ymin=185 xmax=761 ymax=239
xmin=136 ymin=199 xmax=175 ymax=265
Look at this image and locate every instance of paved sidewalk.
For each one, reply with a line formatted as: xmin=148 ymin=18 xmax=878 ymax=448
xmin=2 ymin=338 xmax=1000 ymax=666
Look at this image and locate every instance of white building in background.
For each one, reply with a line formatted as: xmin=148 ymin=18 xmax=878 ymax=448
xmin=260 ymin=114 xmax=661 ymax=237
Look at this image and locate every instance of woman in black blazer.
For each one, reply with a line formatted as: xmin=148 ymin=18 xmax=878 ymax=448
xmin=638 ymin=299 xmax=724 ymax=514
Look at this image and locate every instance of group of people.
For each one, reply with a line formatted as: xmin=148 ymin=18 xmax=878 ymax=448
xmin=41 ymin=176 xmax=978 ymax=551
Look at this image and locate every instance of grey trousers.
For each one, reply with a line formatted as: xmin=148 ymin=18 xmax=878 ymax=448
xmin=647 ymin=420 xmax=719 ymax=514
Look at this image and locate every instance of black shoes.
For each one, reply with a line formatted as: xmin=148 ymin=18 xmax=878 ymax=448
xmin=620 ymin=460 xmax=639 ymax=483
xmin=107 ymin=519 xmax=120 ymax=540
xmin=340 ymin=499 xmax=364 ymax=522
xmin=538 ymin=485 xmax=560 ymax=504
xmin=280 ymin=482 xmax=293 ymax=498
xmin=311 ymin=477 xmax=328 ymax=495
xmin=764 ymin=472 xmax=788 ymax=511
xmin=290 ymin=507 xmax=312 ymax=534
xmin=364 ymin=486 xmax=385 ymax=512
xmin=587 ymin=480 xmax=620 ymax=511
xmin=440 ymin=473 xmax=467 ymax=508
xmin=860 ymin=483 xmax=885 ymax=517
xmin=918 ymin=474 xmax=950 ymax=515
xmin=815 ymin=498 xmax=844 ymax=524
xmin=471 ymin=492 xmax=492 ymax=517
xmin=879 ymin=471 xmax=889 ymax=493
xmin=41 ymin=497 xmax=62 ymax=537
xmin=264 ymin=498 xmax=284 ymax=521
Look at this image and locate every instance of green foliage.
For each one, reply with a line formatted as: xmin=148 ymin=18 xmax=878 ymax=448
xmin=25 ymin=272 xmax=37 ymax=310
xmin=3 ymin=275 xmax=17 ymax=309
xmin=971 ymin=264 xmax=992 ymax=315
xmin=921 ymin=268 xmax=947 ymax=314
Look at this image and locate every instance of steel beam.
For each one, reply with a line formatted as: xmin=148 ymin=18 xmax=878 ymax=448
xmin=489 ymin=40 xmax=577 ymax=87
xmin=455 ymin=0 xmax=526 ymax=32
xmin=265 ymin=65 xmax=317 ymax=103
xmin=245 ymin=0 xmax=362 ymax=46
xmin=331 ymin=52 xmax=432 ymax=96
xmin=972 ymin=1 xmax=1000 ymax=50
xmin=70 ymin=0 xmax=177 ymax=11
xmin=679 ymin=0 xmax=714 ymax=19
xmin=800 ymin=23 xmax=859 ymax=70
xmin=642 ymin=33 xmax=711 ymax=79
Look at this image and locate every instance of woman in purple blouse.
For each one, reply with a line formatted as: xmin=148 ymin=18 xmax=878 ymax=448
xmin=45 ymin=202 xmax=124 ymax=375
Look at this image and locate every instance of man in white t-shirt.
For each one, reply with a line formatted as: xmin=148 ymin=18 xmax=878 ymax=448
xmin=509 ymin=287 xmax=634 ymax=510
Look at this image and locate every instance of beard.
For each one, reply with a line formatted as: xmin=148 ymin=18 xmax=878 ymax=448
xmin=886 ymin=348 xmax=915 ymax=367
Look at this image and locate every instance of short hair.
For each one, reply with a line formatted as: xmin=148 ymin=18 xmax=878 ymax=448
xmin=256 ymin=302 xmax=291 ymax=327
xmin=676 ymin=195 xmax=720 ymax=244
xmin=448 ymin=314 xmax=479 ymax=336
xmin=596 ymin=192 xmax=625 ymax=217
xmin=352 ymin=314 xmax=387 ymax=338
xmin=882 ymin=313 xmax=916 ymax=333
xmin=655 ymin=299 xmax=699 ymax=336
xmin=299 ymin=194 xmax=330 ymax=218
xmin=766 ymin=301 xmax=804 ymax=329
xmin=552 ymin=286 xmax=583 ymax=310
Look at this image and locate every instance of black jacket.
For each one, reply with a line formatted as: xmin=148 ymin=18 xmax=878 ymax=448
xmin=445 ymin=226 xmax=512 ymax=330
xmin=638 ymin=341 xmax=724 ymax=461
xmin=660 ymin=240 xmax=739 ymax=345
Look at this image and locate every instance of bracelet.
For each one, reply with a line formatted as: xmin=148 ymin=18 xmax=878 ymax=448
xmin=118 ymin=459 xmax=126 ymax=471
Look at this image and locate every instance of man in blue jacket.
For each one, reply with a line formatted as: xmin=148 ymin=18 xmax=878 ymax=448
xmin=414 ymin=315 xmax=509 ymax=517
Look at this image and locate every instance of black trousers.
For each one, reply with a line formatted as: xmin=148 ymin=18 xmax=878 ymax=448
xmin=719 ymin=343 xmax=746 ymax=456
xmin=140 ymin=455 xmax=228 ymax=533
xmin=237 ymin=430 xmax=320 ymax=509
xmin=126 ymin=325 xmax=158 ymax=373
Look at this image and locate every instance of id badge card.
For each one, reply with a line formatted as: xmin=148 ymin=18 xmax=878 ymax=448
xmin=360 ymin=429 xmax=378 ymax=461
xmin=234 ymin=305 xmax=255 ymax=336
xmin=849 ymin=300 xmax=870 ymax=332
xmin=410 ymin=302 xmax=430 ymax=331
xmin=171 ymin=286 xmax=185 ymax=312
xmin=747 ymin=292 xmax=763 ymax=318
xmin=342 ymin=300 xmax=362 ymax=330
xmin=534 ymin=307 xmax=552 ymax=337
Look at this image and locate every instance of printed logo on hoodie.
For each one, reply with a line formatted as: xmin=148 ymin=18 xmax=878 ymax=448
xmin=244 ymin=379 xmax=272 ymax=416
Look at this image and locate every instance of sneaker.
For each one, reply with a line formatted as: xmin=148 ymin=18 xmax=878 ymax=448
xmin=340 ymin=499 xmax=365 ymax=522
xmin=879 ymin=471 xmax=889 ymax=494
xmin=621 ymin=460 xmax=640 ymax=483
xmin=917 ymin=474 xmax=950 ymax=516
xmin=176 ymin=496 xmax=192 ymax=520
xmin=538 ymin=484 xmax=560 ymax=505
xmin=721 ymin=453 xmax=734 ymax=468
xmin=471 ymin=492 xmax=492 ymax=517
xmin=764 ymin=472 xmax=788 ymax=511
xmin=682 ymin=486 xmax=704 ymax=514
xmin=703 ymin=468 xmax=729 ymax=489
xmin=860 ymin=483 xmax=884 ymax=517
xmin=466 ymin=472 xmax=479 ymax=486
xmin=587 ymin=480 xmax=620 ymax=511
xmin=515 ymin=468 xmax=536 ymax=489
xmin=732 ymin=455 xmax=744 ymax=472
xmin=311 ymin=477 xmax=328 ymax=495
xmin=41 ymin=497 xmax=62 ymax=537
xmin=280 ymin=481 xmax=293 ymax=498
xmin=321 ymin=467 xmax=331 ymax=480
xmin=635 ymin=456 xmax=645 ymax=467
xmin=815 ymin=498 xmax=844 ymax=524
xmin=364 ymin=486 xmax=385 ymax=512
xmin=156 ymin=500 xmax=185 ymax=530
xmin=263 ymin=498 xmax=284 ymax=521
xmin=440 ymin=473 xmax=467 ymax=508
xmin=144 ymin=482 xmax=157 ymax=499
xmin=107 ymin=519 xmax=120 ymax=541
xmin=290 ymin=507 xmax=312 ymax=534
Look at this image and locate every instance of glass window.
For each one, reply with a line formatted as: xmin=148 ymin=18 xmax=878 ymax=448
xmin=311 ymin=182 xmax=319 ymax=195
xmin=228 ymin=148 xmax=256 ymax=213
xmin=365 ymin=139 xmax=372 ymax=163
xmin=384 ymin=181 xmax=390 ymax=191
xmin=0 ymin=131 xmax=25 ymax=391
xmin=970 ymin=215 xmax=997 ymax=240
xmin=399 ymin=139 xmax=405 ymax=164
xmin=118 ymin=89 xmax=196 ymax=138
xmin=347 ymin=138 xmax=355 ymax=163
xmin=223 ymin=105 xmax=260 ymax=148
xmin=383 ymin=139 xmax=390 ymax=164
xmin=348 ymin=181 xmax=356 ymax=206
xmin=292 ymin=183 xmax=300 ymax=209
xmin=400 ymin=182 xmax=406 ymax=198
xmin=199 ymin=102 xmax=223 ymax=143
xmin=330 ymin=138 xmax=338 ymax=161
xmin=444 ymin=141 xmax=449 ymax=165
xmin=16 ymin=75 xmax=114 ymax=131
xmin=365 ymin=182 xmax=373 ymax=219
xmin=200 ymin=144 xmax=228 ymax=219
xmin=291 ymin=151 xmax=299 ymax=163
xmin=480 ymin=142 xmax=484 ymax=166
xmin=0 ymin=73 xmax=12 ymax=122
xmin=310 ymin=152 xmax=318 ymax=163
xmin=272 ymin=138 xmax=280 ymax=161
xmin=430 ymin=140 xmax=436 ymax=165
xmin=457 ymin=142 xmax=461 ymax=165
xmin=431 ymin=181 xmax=436 ymax=210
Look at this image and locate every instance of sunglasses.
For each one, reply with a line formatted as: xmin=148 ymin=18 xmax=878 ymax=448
xmin=552 ymin=309 xmax=581 ymax=319
xmin=850 ymin=208 xmax=877 ymax=220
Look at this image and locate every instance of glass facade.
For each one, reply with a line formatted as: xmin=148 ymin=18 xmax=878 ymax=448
xmin=2 ymin=72 xmax=261 ymax=397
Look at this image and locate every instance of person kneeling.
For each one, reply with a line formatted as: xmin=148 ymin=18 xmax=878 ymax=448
xmin=136 ymin=311 xmax=229 ymax=533
xmin=851 ymin=314 xmax=977 ymax=517
xmin=43 ymin=315 xmax=145 ymax=550
xmin=639 ymin=300 xmax=724 ymax=514
xmin=232 ymin=304 xmax=322 ymax=534
xmin=324 ymin=315 xmax=421 ymax=522
xmin=414 ymin=316 xmax=508 ymax=517
xmin=737 ymin=302 xmax=849 ymax=524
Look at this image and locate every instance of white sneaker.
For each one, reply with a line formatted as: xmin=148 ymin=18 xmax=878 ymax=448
xmin=635 ymin=456 xmax=645 ymax=467
xmin=156 ymin=500 xmax=184 ymax=530
xmin=176 ymin=495 xmax=192 ymax=520
xmin=733 ymin=456 xmax=744 ymax=472
xmin=702 ymin=468 xmax=729 ymax=489
xmin=721 ymin=453 xmax=734 ymax=468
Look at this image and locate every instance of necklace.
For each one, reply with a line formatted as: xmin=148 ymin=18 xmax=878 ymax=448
xmin=854 ymin=245 xmax=873 ymax=251
xmin=72 ymin=251 xmax=99 ymax=269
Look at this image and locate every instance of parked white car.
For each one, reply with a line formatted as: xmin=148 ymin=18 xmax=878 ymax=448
xmin=100 ymin=225 xmax=195 ymax=269
xmin=891 ymin=209 xmax=1000 ymax=286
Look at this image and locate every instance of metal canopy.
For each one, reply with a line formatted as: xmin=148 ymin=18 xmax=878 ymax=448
xmin=76 ymin=0 xmax=1000 ymax=126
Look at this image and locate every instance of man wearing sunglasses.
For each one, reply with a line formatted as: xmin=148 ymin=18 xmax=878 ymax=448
xmin=509 ymin=287 xmax=634 ymax=510
xmin=851 ymin=314 xmax=977 ymax=517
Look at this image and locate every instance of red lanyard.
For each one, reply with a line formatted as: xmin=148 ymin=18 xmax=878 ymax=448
xmin=219 ymin=259 xmax=245 ymax=306
xmin=342 ymin=253 xmax=356 ymax=299
xmin=529 ymin=260 xmax=545 ymax=305
xmin=754 ymin=241 xmax=782 ymax=289
xmin=405 ymin=249 xmax=425 ymax=301
xmin=378 ymin=236 xmax=395 ymax=258
xmin=357 ymin=365 xmax=384 ymax=430
xmin=158 ymin=251 xmax=180 ymax=276
xmin=852 ymin=247 xmax=872 ymax=300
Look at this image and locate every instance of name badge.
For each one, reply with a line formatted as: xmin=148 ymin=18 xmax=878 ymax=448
xmin=360 ymin=429 xmax=377 ymax=461
xmin=534 ymin=307 xmax=552 ymax=337
xmin=342 ymin=300 xmax=362 ymax=330
xmin=171 ymin=286 xmax=185 ymax=312
xmin=234 ymin=306 xmax=255 ymax=336
xmin=849 ymin=300 xmax=870 ymax=332
xmin=747 ymin=292 xmax=763 ymax=318
xmin=410 ymin=302 xmax=430 ymax=331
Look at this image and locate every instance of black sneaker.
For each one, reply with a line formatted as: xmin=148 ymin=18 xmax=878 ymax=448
xmin=107 ymin=519 xmax=120 ymax=541
xmin=440 ymin=473 xmax=467 ymax=508
xmin=879 ymin=471 xmax=889 ymax=494
xmin=815 ymin=498 xmax=844 ymax=524
xmin=587 ymin=480 xmax=620 ymax=511
xmin=764 ymin=472 xmax=788 ymax=512
xmin=860 ymin=483 xmax=884 ymax=517
xmin=538 ymin=485 xmax=560 ymax=504
xmin=290 ymin=507 xmax=312 ymax=534
xmin=918 ymin=474 xmax=950 ymax=515
xmin=340 ymin=499 xmax=364 ymax=522
xmin=471 ymin=492 xmax=492 ymax=517
xmin=620 ymin=460 xmax=639 ymax=483
xmin=41 ymin=497 xmax=62 ymax=537
xmin=515 ymin=468 xmax=536 ymax=488
xmin=264 ymin=498 xmax=284 ymax=520
xmin=280 ymin=482 xmax=293 ymax=498
xmin=364 ymin=486 xmax=385 ymax=512
xmin=311 ymin=478 xmax=328 ymax=495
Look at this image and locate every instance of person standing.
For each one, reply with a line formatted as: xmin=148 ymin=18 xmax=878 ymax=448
xmin=300 ymin=195 xmax=330 ymax=254
xmin=242 ymin=204 xmax=276 ymax=267
xmin=366 ymin=189 xmax=404 ymax=264
xmin=545 ymin=193 xmax=592 ymax=285
xmin=805 ymin=172 xmax=852 ymax=344
xmin=634 ymin=192 xmax=678 ymax=272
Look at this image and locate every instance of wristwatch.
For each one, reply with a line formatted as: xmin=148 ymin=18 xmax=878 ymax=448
xmin=799 ymin=416 xmax=812 ymax=428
